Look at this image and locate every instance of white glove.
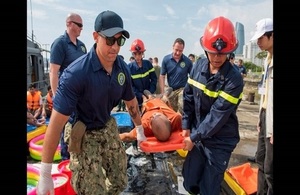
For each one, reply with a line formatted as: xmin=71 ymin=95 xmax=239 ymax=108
xmin=136 ymin=125 xmax=147 ymax=142
xmin=37 ymin=162 xmax=54 ymax=195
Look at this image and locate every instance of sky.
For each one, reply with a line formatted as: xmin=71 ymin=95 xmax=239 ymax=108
xmin=27 ymin=0 xmax=273 ymax=64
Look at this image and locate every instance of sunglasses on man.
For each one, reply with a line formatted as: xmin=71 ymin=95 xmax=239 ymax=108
xmin=71 ymin=21 xmax=83 ymax=28
xmin=98 ymin=32 xmax=126 ymax=46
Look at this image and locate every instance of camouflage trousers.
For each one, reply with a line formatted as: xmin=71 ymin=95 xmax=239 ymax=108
xmin=64 ymin=117 xmax=128 ymax=195
xmin=168 ymin=87 xmax=184 ymax=115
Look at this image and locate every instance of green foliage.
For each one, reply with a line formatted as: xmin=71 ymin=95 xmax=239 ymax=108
xmin=241 ymin=51 xmax=266 ymax=74
xmin=244 ymin=61 xmax=263 ymax=72
xmin=255 ymin=51 xmax=268 ymax=60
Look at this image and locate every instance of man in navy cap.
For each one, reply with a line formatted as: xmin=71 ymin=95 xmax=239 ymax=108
xmin=37 ymin=10 xmax=146 ymax=195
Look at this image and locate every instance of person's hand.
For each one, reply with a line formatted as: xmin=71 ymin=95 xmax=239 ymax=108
xmin=33 ymin=118 xmax=46 ymax=127
xmin=136 ymin=125 xmax=147 ymax=142
xmin=256 ymin=121 xmax=260 ymax=132
xmin=38 ymin=117 xmax=46 ymax=124
xmin=35 ymin=121 xmax=45 ymax=127
xmin=182 ymin=129 xmax=190 ymax=137
xmin=36 ymin=162 xmax=54 ymax=195
xmin=183 ymin=136 xmax=194 ymax=151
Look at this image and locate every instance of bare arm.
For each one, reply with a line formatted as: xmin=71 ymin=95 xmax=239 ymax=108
xmin=159 ymin=75 xmax=166 ymax=94
xmin=41 ymin=109 xmax=69 ymax=163
xmin=49 ymin=63 xmax=61 ymax=95
xmin=27 ymin=112 xmax=36 ymax=125
xmin=41 ymin=99 xmax=47 ymax=118
xmin=119 ymin=129 xmax=137 ymax=142
xmin=124 ymin=97 xmax=142 ymax=126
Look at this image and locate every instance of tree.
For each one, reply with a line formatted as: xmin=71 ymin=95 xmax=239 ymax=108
xmin=255 ymin=51 xmax=268 ymax=59
xmin=255 ymin=51 xmax=267 ymax=68
xmin=244 ymin=61 xmax=262 ymax=73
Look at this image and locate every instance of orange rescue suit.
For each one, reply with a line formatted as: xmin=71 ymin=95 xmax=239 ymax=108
xmin=136 ymin=98 xmax=182 ymax=137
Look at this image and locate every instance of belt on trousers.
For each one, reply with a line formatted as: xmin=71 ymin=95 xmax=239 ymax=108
xmin=85 ymin=117 xmax=115 ymax=131
xmin=86 ymin=126 xmax=105 ymax=131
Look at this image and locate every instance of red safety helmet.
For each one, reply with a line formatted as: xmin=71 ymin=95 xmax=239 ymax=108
xmin=200 ymin=16 xmax=238 ymax=54
xmin=130 ymin=39 xmax=146 ymax=52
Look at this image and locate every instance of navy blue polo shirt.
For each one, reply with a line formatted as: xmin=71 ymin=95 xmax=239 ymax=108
xmin=161 ymin=53 xmax=193 ymax=90
xmin=50 ymin=31 xmax=87 ymax=75
xmin=53 ymin=44 xmax=135 ymax=129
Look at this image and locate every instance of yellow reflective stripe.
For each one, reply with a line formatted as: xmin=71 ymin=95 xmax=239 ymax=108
xmin=187 ymin=77 xmax=242 ymax=105
xmin=219 ymin=91 xmax=243 ymax=104
xmin=131 ymin=68 xmax=155 ymax=79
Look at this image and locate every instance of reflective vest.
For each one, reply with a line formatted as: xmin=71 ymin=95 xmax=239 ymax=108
xmin=27 ymin=91 xmax=41 ymax=110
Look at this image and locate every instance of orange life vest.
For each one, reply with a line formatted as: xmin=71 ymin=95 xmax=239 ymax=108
xmin=27 ymin=91 xmax=41 ymax=110
xmin=46 ymin=93 xmax=53 ymax=111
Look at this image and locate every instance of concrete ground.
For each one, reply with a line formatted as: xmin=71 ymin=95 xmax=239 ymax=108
xmin=229 ymin=99 xmax=260 ymax=167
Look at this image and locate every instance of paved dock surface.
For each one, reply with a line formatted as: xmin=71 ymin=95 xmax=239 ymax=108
xmin=27 ymin=100 xmax=260 ymax=195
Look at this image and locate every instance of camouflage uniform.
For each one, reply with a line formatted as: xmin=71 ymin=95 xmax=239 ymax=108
xmin=168 ymin=87 xmax=184 ymax=115
xmin=65 ymin=117 xmax=127 ymax=194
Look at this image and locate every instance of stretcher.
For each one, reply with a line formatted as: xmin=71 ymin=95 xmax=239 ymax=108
xmin=139 ymin=130 xmax=185 ymax=153
xmin=223 ymin=162 xmax=258 ymax=195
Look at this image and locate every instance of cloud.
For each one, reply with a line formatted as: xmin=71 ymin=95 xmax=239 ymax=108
xmin=145 ymin=15 xmax=160 ymax=21
xmin=163 ymin=4 xmax=176 ymax=17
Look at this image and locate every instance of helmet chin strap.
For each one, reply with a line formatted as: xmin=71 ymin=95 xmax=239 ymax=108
xmin=204 ymin=51 xmax=210 ymax=63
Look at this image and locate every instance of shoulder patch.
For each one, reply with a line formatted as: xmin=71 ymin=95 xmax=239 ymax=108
xmin=180 ymin=62 xmax=186 ymax=68
xmin=81 ymin=46 xmax=86 ymax=53
xmin=118 ymin=72 xmax=126 ymax=86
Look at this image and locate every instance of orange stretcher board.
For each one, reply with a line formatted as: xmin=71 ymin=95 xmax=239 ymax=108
xmin=227 ymin=162 xmax=258 ymax=195
xmin=139 ymin=130 xmax=185 ymax=153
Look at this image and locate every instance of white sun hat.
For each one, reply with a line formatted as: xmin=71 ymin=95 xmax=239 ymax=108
xmin=250 ymin=18 xmax=273 ymax=41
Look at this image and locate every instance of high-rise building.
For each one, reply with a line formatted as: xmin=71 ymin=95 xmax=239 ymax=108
xmin=235 ymin=22 xmax=245 ymax=55
xmin=243 ymin=42 xmax=263 ymax=67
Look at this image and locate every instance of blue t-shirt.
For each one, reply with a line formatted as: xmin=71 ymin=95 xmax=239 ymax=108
xmin=236 ymin=65 xmax=247 ymax=75
xmin=161 ymin=53 xmax=193 ymax=90
xmin=54 ymin=44 xmax=135 ymax=129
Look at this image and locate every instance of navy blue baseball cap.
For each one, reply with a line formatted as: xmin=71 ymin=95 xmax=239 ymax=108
xmin=94 ymin=10 xmax=130 ymax=38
